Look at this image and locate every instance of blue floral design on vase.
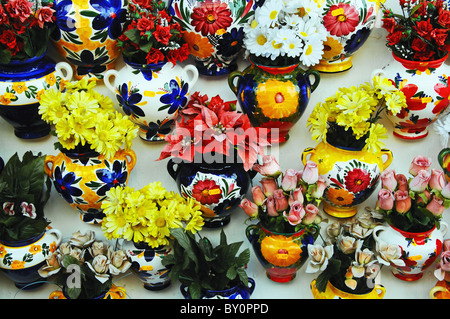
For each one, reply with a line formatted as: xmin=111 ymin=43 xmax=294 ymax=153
xmin=52 ymin=162 xmax=83 ymax=204
xmin=159 ymin=79 xmax=189 ymax=114
xmin=95 ymin=160 xmax=128 ymax=196
xmin=90 ymin=0 xmax=127 ymax=39
xmin=116 ymin=82 xmax=145 ymax=118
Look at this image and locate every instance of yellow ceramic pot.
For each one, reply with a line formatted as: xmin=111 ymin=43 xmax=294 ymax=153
xmin=302 ymin=141 xmax=392 ymax=218
xmin=310 ymin=279 xmax=385 ymax=299
xmin=430 ymin=280 xmax=450 ymax=299
xmin=438 ymin=148 xmax=450 ymax=182
xmin=49 ymin=284 xmax=127 ymax=299
xmin=44 ymin=148 xmax=136 ymax=224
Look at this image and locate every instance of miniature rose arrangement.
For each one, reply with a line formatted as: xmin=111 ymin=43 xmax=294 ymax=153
xmin=38 ymin=78 xmax=138 ymax=160
xmin=381 ymin=0 xmax=450 ymax=61
xmin=118 ymin=0 xmax=189 ymax=66
xmin=307 ymin=212 xmax=384 ymax=293
xmin=0 ymin=0 xmax=56 ymax=64
xmin=434 ymin=239 xmax=450 ymax=282
xmin=377 ymin=155 xmax=450 ymax=232
xmin=243 ymin=0 xmax=327 ymax=67
xmin=158 ymin=91 xmax=270 ymax=171
xmin=38 ymin=230 xmax=131 ymax=299
xmin=307 ymin=75 xmax=407 ymax=153
xmin=240 ymin=155 xmax=325 ymax=233
xmin=101 ymin=181 xmax=204 ymax=248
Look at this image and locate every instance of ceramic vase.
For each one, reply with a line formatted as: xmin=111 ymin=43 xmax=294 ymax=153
xmin=180 ymin=278 xmax=255 ymax=299
xmin=167 ymin=157 xmax=254 ymax=228
xmin=104 ymin=59 xmax=199 ymax=142
xmin=44 ymin=148 xmax=137 ymax=224
xmin=438 ymin=148 xmax=450 ymax=182
xmin=51 ymin=0 xmax=127 ymax=79
xmin=0 ymin=53 xmax=72 ymax=139
xmin=302 ymin=140 xmax=393 ymax=218
xmin=125 ymin=241 xmax=172 ymax=291
xmin=228 ymin=57 xmax=320 ymax=143
xmin=310 ymin=279 xmax=385 ymax=299
xmin=430 ymin=280 xmax=450 ymax=299
xmin=374 ymin=222 xmax=448 ymax=281
xmin=372 ymin=53 xmax=450 ymax=139
xmin=312 ymin=0 xmax=377 ymax=73
xmin=49 ymin=284 xmax=127 ymax=299
xmin=168 ymin=0 xmax=255 ymax=76
xmin=0 ymin=228 xmax=62 ymax=289
xmin=246 ymin=223 xmax=320 ymax=283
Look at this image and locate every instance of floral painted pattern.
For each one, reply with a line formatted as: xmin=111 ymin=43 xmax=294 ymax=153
xmin=52 ymin=161 xmax=83 ymax=205
xmin=159 ymin=79 xmax=189 ymax=114
xmin=87 ymin=160 xmax=128 ymax=196
xmin=116 ymin=82 xmax=145 ymax=118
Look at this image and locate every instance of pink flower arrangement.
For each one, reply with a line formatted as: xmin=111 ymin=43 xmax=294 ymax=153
xmin=158 ymin=92 xmax=270 ymax=171
xmin=239 ymin=155 xmax=325 ymax=233
xmin=376 ymin=155 xmax=450 ymax=232
xmin=435 ymin=239 xmax=450 ymax=281
xmin=0 ymin=0 xmax=55 ymax=64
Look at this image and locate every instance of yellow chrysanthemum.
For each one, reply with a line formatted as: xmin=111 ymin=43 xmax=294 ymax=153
xmin=372 ymin=75 xmax=397 ymax=98
xmin=308 ymin=108 xmax=329 ymax=142
xmin=385 ymin=91 xmax=407 ymax=116
xmin=101 ymin=186 xmax=126 ymax=215
xmin=90 ymin=114 xmax=122 ymax=160
xmin=38 ymin=90 xmax=64 ymax=122
xmin=365 ymin=123 xmax=387 ymax=153
xmin=64 ymin=77 xmax=97 ymax=93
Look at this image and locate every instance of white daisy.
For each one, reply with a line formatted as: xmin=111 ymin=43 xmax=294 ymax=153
xmin=255 ymin=0 xmax=282 ymax=28
xmin=273 ymin=28 xmax=303 ymax=58
xmin=300 ymin=37 xmax=324 ymax=66
xmin=264 ymin=28 xmax=284 ymax=60
xmin=244 ymin=25 xmax=270 ymax=57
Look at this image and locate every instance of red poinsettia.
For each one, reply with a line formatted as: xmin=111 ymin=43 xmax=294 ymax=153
xmin=158 ymin=92 xmax=270 ymax=171
xmin=381 ymin=0 xmax=450 ymax=61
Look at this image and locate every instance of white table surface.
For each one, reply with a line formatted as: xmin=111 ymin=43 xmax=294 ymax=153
xmin=0 ymin=12 xmax=449 ymax=300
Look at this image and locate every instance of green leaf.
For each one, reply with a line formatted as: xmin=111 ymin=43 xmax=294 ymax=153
xmin=80 ymin=10 xmax=99 ymax=17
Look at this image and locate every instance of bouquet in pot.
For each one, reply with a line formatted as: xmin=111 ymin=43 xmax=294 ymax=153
xmin=239 ymin=155 xmax=325 ymax=233
xmin=377 ymin=155 xmax=450 ymax=232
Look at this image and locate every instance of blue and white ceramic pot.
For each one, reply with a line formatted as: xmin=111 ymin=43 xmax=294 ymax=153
xmin=104 ymin=59 xmax=198 ymax=142
xmin=0 ymin=54 xmax=72 ymax=139
xmin=180 ymin=278 xmax=256 ymax=299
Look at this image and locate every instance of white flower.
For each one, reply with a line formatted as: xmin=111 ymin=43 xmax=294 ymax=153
xmin=69 ymin=230 xmax=96 ymax=248
xmin=433 ymin=111 xmax=450 ymax=148
xmin=376 ymin=240 xmax=405 ymax=267
xmin=244 ymin=25 xmax=270 ymax=57
xmin=299 ymin=36 xmax=324 ymax=66
xmin=87 ymin=254 xmax=111 ymax=284
xmin=255 ymin=0 xmax=282 ymax=28
xmin=305 ymin=244 xmax=334 ymax=273
xmin=20 ymin=202 xmax=36 ymax=219
xmin=265 ymin=28 xmax=285 ymax=60
xmin=2 ymin=202 xmax=15 ymax=216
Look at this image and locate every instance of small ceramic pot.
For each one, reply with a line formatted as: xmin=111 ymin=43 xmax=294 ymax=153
xmin=49 ymin=284 xmax=127 ymax=299
xmin=168 ymin=0 xmax=255 ymax=76
xmin=167 ymin=157 xmax=254 ymax=228
xmin=302 ymin=140 xmax=393 ymax=218
xmin=104 ymin=59 xmax=198 ymax=142
xmin=372 ymin=53 xmax=450 ymax=139
xmin=374 ymin=222 xmax=448 ymax=281
xmin=438 ymin=148 xmax=450 ymax=182
xmin=125 ymin=241 xmax=172 ymax=291
xmin=310 ymin=279 xmax=385 ymax=299
xmin=430 ymin=280 xmax=450 ymax=299
xmin=0 ymin=228 xmax=62 ymax=289
xmin=246 ymin=223 xmax=320 ymax=283
xmin=0 ymin=53 xmax=72 ymax=139
xmin=44 ymin=148 xmax=136 ymax=224
xmin=180 ymin=278 xmax=256 ymax=299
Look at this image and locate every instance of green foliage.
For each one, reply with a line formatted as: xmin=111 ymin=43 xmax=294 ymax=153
xmin=0 ymin=152 xmax=51 ymax=241
xmin=162 ymin=228 xmax=250 ymax=299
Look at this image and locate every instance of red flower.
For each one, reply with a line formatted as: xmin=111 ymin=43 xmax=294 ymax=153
xmin=36 ymin=6 xmax=55 ymax=28
xmin=438 ymin=7 xmax=450 ymax=27
xmin=431 ymin=28 xmax=448 ymax=46
xmin=344 ymin=168 xmax=371 ymax=193
xmin=382 ymin=17 xmax=396 ymax=33
xmin=400 ymin=84 xmax=428 ymax=111
xmin=0 ymin=5 xmax=8 ymax=24
xmin=153 ymin=24 xmax=172 ymax=45
xmin=5 ymin=0 xmax=33 ymax=23
xmin=386 ymin=30 xmax=403 ymax=46
xmin=433 ymin=83 xmax=450 ymax=114
xmin=145 ymin=47 xmax=165 ymax=64
xmin=137 ymin=16 xmax=154 ymax=32
xmin=414 ymin=19 xmax=434 ymax=40
xmin=192 ymin=180 xmax=222 ymax=205
xmin=191 ymin=0 xmax=233 ymax=36
xmin=166 ymin=42 xmax=189 ymax=65
xmin=0 ymin=30 xmax=18 ymax=52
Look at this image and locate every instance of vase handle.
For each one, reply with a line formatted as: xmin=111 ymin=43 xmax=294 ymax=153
xmin=247 ymin=277 xmax=256 ymax=295
xmin=106 ymin=285 xmax=127 ymax=299
xmin=167 ymin=158 xmax=180 ymax=181
xmin=380 ymin=148 xmax=393 ymax=171
xmin=440 ymin=221 xmax=448 ymax=237
xmin=49 ymin=291 xmax=66 ymax=299
xmin=183 ymin=64 xmax=199 ymax=89
xmin=180 ymin=284 xmax=191 ymax=299
xmin=372 ymin=225 xmax=389 ymax=243
xmin=245 ymin=224 xmax=258 ymax=242
xmin=123 ymin=149 xmax=137 ymax=172
xmin=305 ymin=69 xmax=320 ymax=93
xmin=438 ymin=148 xmax=450 ymax=170
xmin=228 ymin=71 xmax=243 ymax=96
xmin=301 ymin=147 xmax=316 ymax=166
xmin=374 ymin=284 xmax=386 ymax=299
xmin=47 ymin=228 xmax=63 ymax=247
xmin=44 ymin=155 xmax=56 ymax=179
xmin=430 ymin=285 xmax=448 ymax=299
xmin=103 ymin=69 xmax=120 ymax=94
xmin=55 ymin=62 xmax=73 ymax=81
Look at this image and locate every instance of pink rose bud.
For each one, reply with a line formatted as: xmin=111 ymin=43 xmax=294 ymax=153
xmin=426 ymin=195 xmax=445 ymax=216
xmin=378 ymin=188 xmax=394 ymax=210
xmin=266 ymin=195 xmax=278 ymax=216
xmin=260 ymin=177 xmax=278 ymax=197
xmin=429 ymin=169 xmax=446 ymax=191
xmin=416 ymin=189 xmax=431 ymax=205
xmin=281 ymin=169 xmax=298 ymax=191
xmin=381 ymin=169 xmax=397 ymax=191
xmin=409 ymin=155 xmax=431 ymax=176
xmin=274 ymin=189 xmax=289 ymax=212
xmin=440 ymin=250 xmax=450 ymax=272
xmin=302 ymin=161 xmax=319 ymax=184
xmin=394 ymin=190 xmax=411 ymax=214
xmin=396 ymin=174 xmax=409 ymax=192
xmin=302 ymin=204 xmax=319 ymax=225
xmin=283 ymin=201 xmax=305 ymax=226
xmin=441 ymin=182 xmax=450 ymax=199
xmin=409 ymin=169 xmax=431 ymax=192
xmin=239 ymin=199 xmax=259 ymax=218
xmin=252 ymin=155 xmax=282 ymax=177
xmin=289 ymin=187 xmax=304 ymax=205
xmin=251 ymin=185 xmax=265 ymax=206
xmin=311 ymin=176 xmax=327 ymax=199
